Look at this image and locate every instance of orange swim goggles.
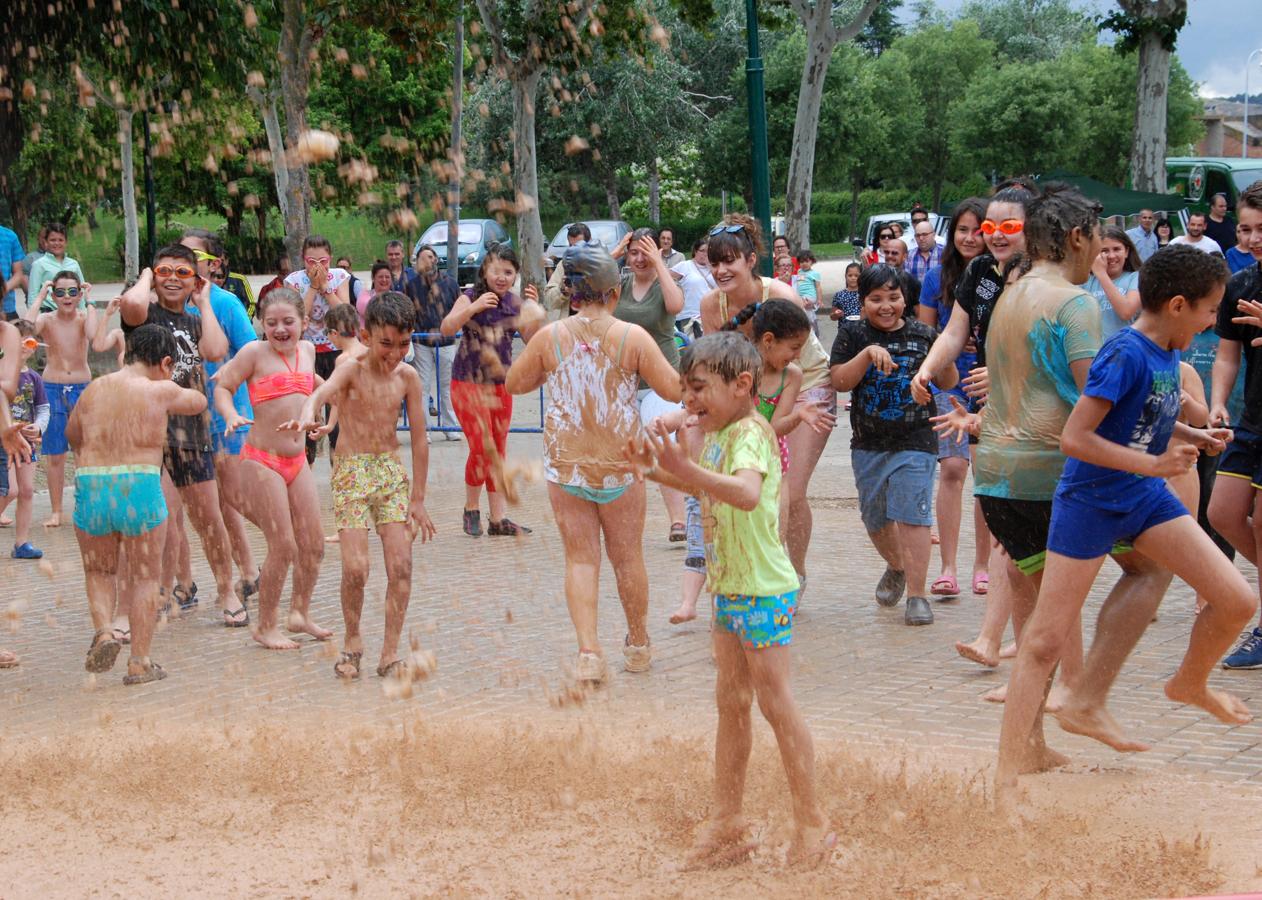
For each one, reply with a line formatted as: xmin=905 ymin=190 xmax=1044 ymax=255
xmin=153 ymin=264 xmax=197 ymax=280
xmin=980 ymin=219 xmax=1024 ymax=236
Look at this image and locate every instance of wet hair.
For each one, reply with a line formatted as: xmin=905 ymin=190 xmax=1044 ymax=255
xmin=324 ymin=302 xmax=360 ymax=335
xmin=939 ymin=197 xmax=988 ymax=312
xmin=858 ymin=264 xmax=903 ymax=301
xmin=566 ymin=223 xmax=592 ymax=242
xmin=302 ymin=234 xmax=333 ymax=254
xmin=1002 ymin=252 xmax=1034 ymax=283
xmin=44 ymin=221 xmax=67 ymax=239
xmin=1024 ymin=183 xmax=1101 ymax=263
xmin=722 ymin=298 xmax=811 ymax=341
xmin=370 ymin=260 xmax=391 ymax=280
xmin=256 ymin=286 xmax=304 ymax=320
xmin=473 ymin=244 xmax=520 ymax=297
xmin=125 ymin=324 xmax=178 ymax=367
xmin=680 ymin=331 xmax=762 ymax=396
xmin=1138 ymin=245 xmax=1229 ymax=313
xmin=1186 ymin=211 xmax=1207 ymax=225
xmin=154 ymin=243 xmax=197 ymax=267
xmin=363 ymin=290 xmax=415 ymax=332
xmin=50 ymin=269 xmax=82 ymax=287
xmin=631 ymin=227 xmax=659 ymax=247
xmin=797 ymin=249 xmax=817 ymax=264
xmin=1098 ymin=225 xmax=1142 ymax=273
xmin=1237 ymin=180 xmax=1262 ymax=214
xmin=992 ymin=176 xmax=1039 ymax=204
xmin=15 ymin=319 xmax=35 ymax=338
xmin=707 ymin=213 xmax=765 ymax=265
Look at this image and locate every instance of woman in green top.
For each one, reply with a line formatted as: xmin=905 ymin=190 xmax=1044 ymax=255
xmin=615 ymin=227 xmax=687 ymax=540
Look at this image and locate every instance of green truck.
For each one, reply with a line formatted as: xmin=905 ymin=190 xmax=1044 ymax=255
xmin=1166 ymin=157 xmax=1262 ymax=212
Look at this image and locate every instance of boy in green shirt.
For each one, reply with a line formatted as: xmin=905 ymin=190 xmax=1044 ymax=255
xmin=28 ymin=223 xmax=85 ymax=312
xmin=626 ymin=331 xmax=831 ymax=869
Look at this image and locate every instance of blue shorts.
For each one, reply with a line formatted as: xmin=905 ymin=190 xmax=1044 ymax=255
xmin=213 ymin=427 xmax=247 ymax=456
xmin=714 ymin=590 xmax=799 ymax=649
xmin=1048 ymin=480 xmax=1188 ymax=561
xmin=558 ymin=482 xmax=628 ymax=504
xmin=72 ymin=465 xmax=168 ymax=537
xmin=44 ymin=382 xmax=87 ymax=456
xmin=1217 ymin=425 xmax=1262 ymax=489
xmin=852 ymin=448 xmax=936 ymax=532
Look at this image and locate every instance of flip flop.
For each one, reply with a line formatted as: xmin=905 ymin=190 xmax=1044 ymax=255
xmin=377 ymin=658 xmax=407 ymax=679
xmin=112 ymin=627 xmax=131 ymax=645
xmin=930 ymin=575 xmax=959 ymax=596
xmin=122 ymin=661 xmax=167 ymax=686
xmin=334 ymin=650 xmax=362 ymax=680
xmin=223 ymin=605 xmax=250 ymax=628
xmin=973 ymin=573 xmax=990 ymax=595
xmin=85 ymin=630 xmax=122 ymax=674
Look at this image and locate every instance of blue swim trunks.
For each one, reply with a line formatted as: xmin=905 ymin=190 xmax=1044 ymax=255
xmin=44 ymin=382 xmax=87 ymax=456
xmin=558 ymin=482 xmax=628 ymax=504
xmin=1047 ymin=478 xmax=1187 ymax=561
xmin=714 ymin=590 xmax=799 ymax=649
xmin=72 ymin=465 xmax=168 ymax=537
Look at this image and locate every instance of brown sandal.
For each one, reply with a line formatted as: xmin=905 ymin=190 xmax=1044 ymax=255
xmin=85 ymin=629 xmax=122 ymax=674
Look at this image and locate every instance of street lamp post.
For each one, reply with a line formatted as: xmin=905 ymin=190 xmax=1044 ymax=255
xmin=744 ymin=0 xmax=772 ymax=276
xmin=1245 ymin=48 xmax=1262 ymax=160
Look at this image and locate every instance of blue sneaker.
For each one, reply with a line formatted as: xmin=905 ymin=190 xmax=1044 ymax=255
xmin=11 ymin=542 xmax=43 ymax=560
xmin=1222 ymin=628 xmax=1262 ymax=670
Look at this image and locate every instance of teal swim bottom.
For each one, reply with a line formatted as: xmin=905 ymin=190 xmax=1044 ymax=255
xmin=559 ymin=482 xmax=629 ymax=504
xmin=73 ymin=465 xmax=168 ymax=537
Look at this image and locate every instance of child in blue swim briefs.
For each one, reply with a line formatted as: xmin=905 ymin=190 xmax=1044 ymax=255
xmin=66 ymin=324 xmax=210 ymax=686
xmin=997 ymin=244 xmax=1258 ymax=799
xmin=626 ymin=332 xmax=831 ymax=869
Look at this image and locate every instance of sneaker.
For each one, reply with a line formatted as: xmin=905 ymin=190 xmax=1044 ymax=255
xmin=904 ymin=595 xmax=933 ymax=626
xmin=463 ymin=509 xmax=482 ymax=537
xmin=575 ymin=650 xmax=608 ymax=684
xmin=874 ymin=567 xmax=906 ymax=607
xmin=11 ymin=542 xmax=42 ymax=560
xmin=622 ymin=636 xmax=652 ymax=673
xmin=488 ymin=518 xmax=532 ymax=536
xmin=1222 ymin=627 xmax=1262 ymax=669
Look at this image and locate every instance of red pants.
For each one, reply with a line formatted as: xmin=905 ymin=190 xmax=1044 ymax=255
xmin=450 ymin=380 xmax=512 ymax=490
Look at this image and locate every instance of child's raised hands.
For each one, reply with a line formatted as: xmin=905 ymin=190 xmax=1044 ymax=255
xmin=962 ymin=365 xmax=989 ymax=400
xmin=797 ymin=399 xmax=837 ymax=434
xmin=930 ymin=394 xmax=979 ymax=442
xmin=472 ymin=291 xmax=500 ymax=313
xmin=222 ymin=412 xmax=253 ymax=435
xmin=865 ymin=344 xmax=898 ymax=375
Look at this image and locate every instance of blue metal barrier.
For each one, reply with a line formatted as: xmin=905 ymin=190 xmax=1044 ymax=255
xmin=398 ymin=331 xmax=545 ymax=435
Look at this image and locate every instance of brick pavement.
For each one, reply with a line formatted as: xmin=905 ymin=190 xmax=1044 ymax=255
xmin=2 ymin=327 xmax=1261 ymax=786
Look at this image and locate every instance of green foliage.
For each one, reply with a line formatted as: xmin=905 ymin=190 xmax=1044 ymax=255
xmin=957 ymin=0 xmax=1095 ymax=62
xmin=1099 ymin=2 xmax=1186 ymax=54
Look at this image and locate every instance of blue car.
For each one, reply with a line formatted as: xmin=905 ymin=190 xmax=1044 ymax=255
xmin=412 ymin=218 xmax=511 ymax=287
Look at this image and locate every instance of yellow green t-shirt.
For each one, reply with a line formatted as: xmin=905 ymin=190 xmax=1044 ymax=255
xmin=699 ymin=415 xmax=800 ymax=598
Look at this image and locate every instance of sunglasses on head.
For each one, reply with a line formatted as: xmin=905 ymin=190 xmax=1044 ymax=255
xmin=192 ymin=249 xmax=219 ymax=262
xmin=52 ymin=286 xmax=80 ymax=298
xmin=981 ymin=219 xmax=1024 ymax=236
xmin=154 ymin=264 xmax=197 ymax=280
xmin=708 ymin=224 xmax=747 ymax=237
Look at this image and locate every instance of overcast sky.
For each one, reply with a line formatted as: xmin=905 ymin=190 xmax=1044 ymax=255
xmin=902 ymin=1 xmax=1262 ymax=98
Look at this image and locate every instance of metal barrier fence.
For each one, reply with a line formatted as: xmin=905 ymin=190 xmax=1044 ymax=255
xmin=398 ymin=331 xmax=545 ymax=435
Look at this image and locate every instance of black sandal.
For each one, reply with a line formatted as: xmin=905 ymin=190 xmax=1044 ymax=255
xmin=223 ymin=604 xmax=250 ymax=628
xmin=173 ymin=583 xmax=198 ymax=612
xmin=487 ymin=518 xmax=531 ymax=536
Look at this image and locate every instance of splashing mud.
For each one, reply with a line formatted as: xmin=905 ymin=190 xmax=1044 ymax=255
xmin=0 ymin=718 xmax=1228 ymax=898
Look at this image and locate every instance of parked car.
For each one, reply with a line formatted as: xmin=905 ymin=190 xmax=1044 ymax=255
xmin=544 ymin=220 xmax=633 ymax=275
xmin=1166 ymin=156 xmax=1262 ymax=224
xmin=859 ymin=212 xmax=949 ymax=254
xmin=412 ymin=218 xmax=511 ymax=287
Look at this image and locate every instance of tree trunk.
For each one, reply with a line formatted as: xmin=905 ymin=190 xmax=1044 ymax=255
xmin=648 ymin=157 xmax=661 ymax=226
xmin=785 ymin=25 xmax=838 ymax=251
xmin=256 ymin=207 xmax=268 ymax=243
xmin=249 ymin=86 xmax=290 ymax=222
xmin=510 ymin=67 xmax=546 ymax=288
xmin=1128 ymin=27 xmax=1172 ymax=192
xmin=278 ymin=0 xmax=315 ymax=269
xmin=603 ymin=171 xmax=621 ymax=220
xmin=118 ymin=108 xmax=140 ymax=283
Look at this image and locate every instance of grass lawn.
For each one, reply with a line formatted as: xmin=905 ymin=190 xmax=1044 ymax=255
xmin=810 ymin=242 xmax=856 ymax=261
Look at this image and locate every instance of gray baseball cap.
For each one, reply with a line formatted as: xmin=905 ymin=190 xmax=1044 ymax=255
xmin=562 ymin=242 xmax=620 ymax=296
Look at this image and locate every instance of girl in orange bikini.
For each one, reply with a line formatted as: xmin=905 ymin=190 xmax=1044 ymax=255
xmin=213 ymin=288 xmax=331 ymax=650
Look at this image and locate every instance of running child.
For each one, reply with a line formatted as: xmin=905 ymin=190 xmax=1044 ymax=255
xmin=624 ymin=331 xmax=831 ymax=867
xmin=0 ymin=322 xmax=48 ymax=559
xmin=831 ymin=263 xmax=956 ymax=626
xmin=316 ymin=303 xmax=366 ymax=545
xmin=794 ymin=250 xmax=821 ymax=334
xmin=505 ymin=243 xmax=681 ymax=682
xmin=284 ymin=291 xmax=436 ymax=679
xmin=996 ymin=244 xmax=1252 ymax=801
xmin=213 ymin=288 xmax=330 ymax=650
xmin=67 ymin=324 xmax=210 ymax=685
xmin=26 ymin=269 xmax=97 ymax=527
xmin=441 ymin=244 xmax=545 ymax=537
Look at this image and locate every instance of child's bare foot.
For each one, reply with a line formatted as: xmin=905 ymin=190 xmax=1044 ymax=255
xmin=786 ymin=823 xmax=836 ymax=869
xmin=955 ymin=638 xmax=1000 ymax=668
xmin=0 ymin=515 xmax=12 ymax=527
xmin=983 ymin=682 xmax=1008 ymax=703
xmin=1165 ymin=676 xmax=1253 ymax=726
xmin=1052 ymin=700 xmax=1151 ymax=752
xmin=1017 ymin=742 xmax=1070 ymax=774
xmin=999 ymin=641 xmax=1017 ymax=659
xmin=253 ymin=627 xmax=301 ymax=651
xmin=683 ymin=817 xmax=757 ymax=870
xmin=287 ymin=611 xmax=333 ymax=641
xmin=43 ymin=513 xmax=61 ymax=528
xmin=669 ymin=601 xmax=697 ymax=625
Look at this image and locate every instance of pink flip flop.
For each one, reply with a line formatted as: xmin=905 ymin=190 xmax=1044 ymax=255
xmin=930 ymin=575 xmax=959 ymax=596
xmin=973 ymin=573 xmax=989 ymax=595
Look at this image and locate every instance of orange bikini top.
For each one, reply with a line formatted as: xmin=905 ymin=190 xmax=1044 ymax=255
xmin=248 ymin=349 xmax=314 ymax=405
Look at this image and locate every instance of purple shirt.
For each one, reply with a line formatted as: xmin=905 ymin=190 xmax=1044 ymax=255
xmin=451 ymin=289 xmax=522 ymax=384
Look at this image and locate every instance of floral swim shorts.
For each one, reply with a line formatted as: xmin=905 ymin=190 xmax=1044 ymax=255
xmin=714 ymin=590 xmax=799 ymax=649
xmin=332 ymin=453 xmax=410 ymax=531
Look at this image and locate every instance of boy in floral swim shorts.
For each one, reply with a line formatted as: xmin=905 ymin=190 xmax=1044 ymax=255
xmin=626 ymin=331 xmax=831 ymax=869
xmin=285 ymin=292 xmax=436 ymax=680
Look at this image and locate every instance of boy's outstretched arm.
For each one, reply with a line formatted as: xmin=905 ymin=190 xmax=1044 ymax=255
xmin=401 ymin=366 xmax=436 ymax=541
xmin=625 ymin=430 xmax=762 ymax=511
xmin=280 ymin=362 xmax=353 ymax=431
xmin=1061 ymin=395 xmax=1198 ymax=478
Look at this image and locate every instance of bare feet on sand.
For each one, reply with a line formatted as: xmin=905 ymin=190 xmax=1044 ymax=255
xmin=983 ymin=682 xmax=1008 ymax=703
xmin=1052 ymin=702 xmax=1151 ymax=752
xmin=956 ymin=638 xmax=1000 ymax=668
xmin=0 ymin=649 xmax=18 ymax=668
xmin=669 ymin=602 xmax=698 ymax=625
xmin=786 ymin=823 xmax=836 ymax=869
xmin=999 ymin=641 xmax=1017 ymax=659
xmin=253 ymin=627 xmax=301 ymax=651
xmin=287 ymin=611 xmax=333 ymax=641
xmin=1017 ymin=743 xmax=1071 ymax=775
xmin=1044 ymin=685 xmax=1069 ymax=714
xmin=683 ymin=817 xmax=758 ymax=870
xmin=1165 ymin=676 xmax=1252 ymax=726
xmin=43 ymin=513 xmax=61 ymax=528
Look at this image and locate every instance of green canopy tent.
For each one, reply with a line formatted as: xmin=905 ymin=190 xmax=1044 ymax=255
xmin=1034 ymin=171 xmax=1181 ymax=218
